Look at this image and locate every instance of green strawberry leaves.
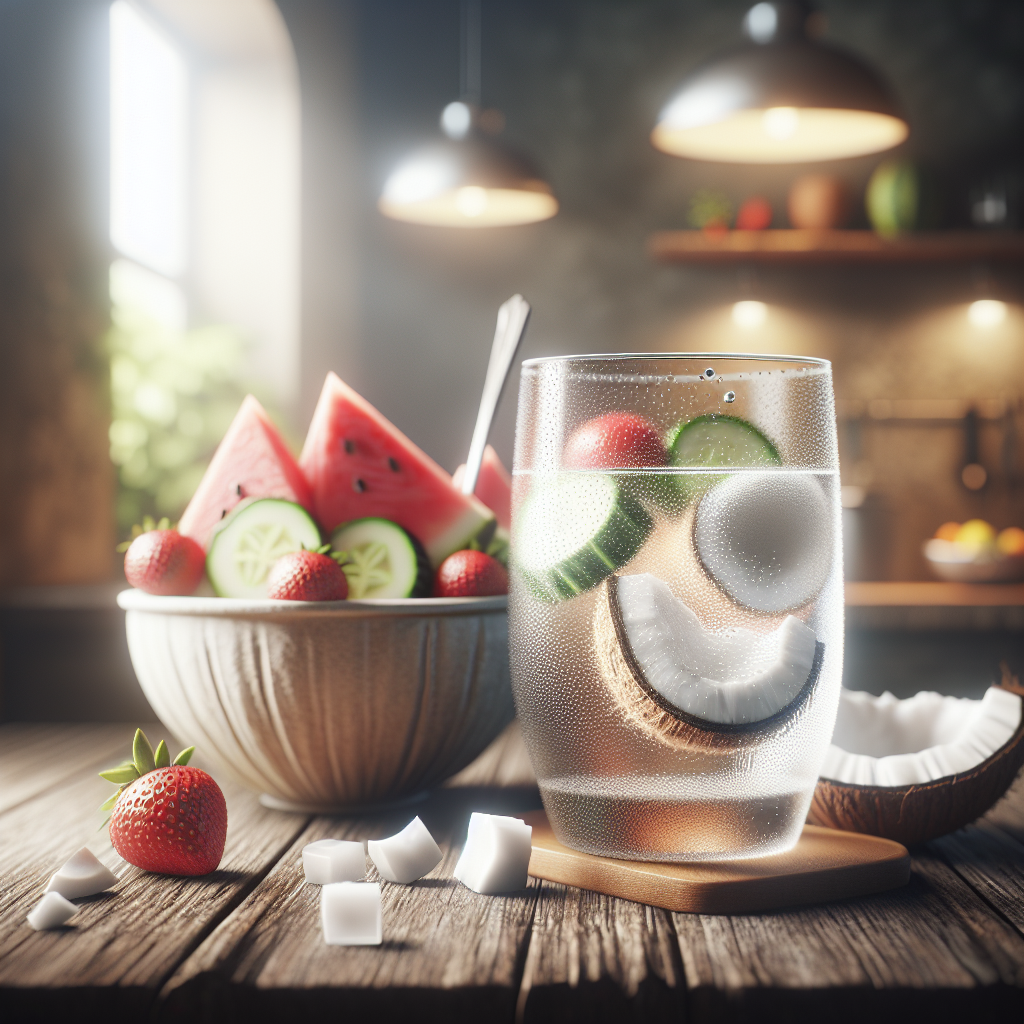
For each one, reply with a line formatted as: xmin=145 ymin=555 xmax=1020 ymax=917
xmin=98 ymin=762 xmax=140 ymax=785
xmin=98 ymin=728 xmax=199 ymax=814
xmin=154 ymin=739 xmax=170 ymax=769
xmin=133 ymin=729 xmax=156 ymax=774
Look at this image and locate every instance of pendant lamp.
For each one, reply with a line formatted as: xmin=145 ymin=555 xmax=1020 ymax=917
xmin=379 ymin=2 xmax=557 ymax=227
xmin=652 ymin=1 xmax=908 ymax=163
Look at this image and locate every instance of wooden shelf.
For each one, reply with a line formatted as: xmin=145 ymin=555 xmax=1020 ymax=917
xmin=648 ymin=229 xmax=1024 ymax=264
xmin=844 ymin=581 xmax=1024 ymax=631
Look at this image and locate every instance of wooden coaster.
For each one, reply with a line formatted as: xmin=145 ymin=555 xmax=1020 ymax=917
xmin=524 ymin=810 xmax=910 ymax=914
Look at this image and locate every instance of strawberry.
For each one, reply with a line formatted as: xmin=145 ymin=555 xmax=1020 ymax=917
xmin=266 ymin=546 xmax=349 ymax=601
xmin=100 ymin=729 xmax=227 ymax=877
xmin=434 ymin=549 xmax=508 ymax=597
xmin=562 ymin=413 xmax=667 ymax=470
xmin=124 ymin=527 xmax=206 ymax=596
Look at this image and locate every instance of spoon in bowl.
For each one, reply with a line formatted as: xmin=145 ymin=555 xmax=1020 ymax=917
xmin=459 ymin=294 xmax=531 ymax=496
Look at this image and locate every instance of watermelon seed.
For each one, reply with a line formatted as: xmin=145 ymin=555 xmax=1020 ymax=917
xmin=353 ymin=478 xmax=367 ymax=493
xmin=236 ymin=484 xmax=245 ymax=497
xmin=220 ymin=509 xmax=227 ymax=519
xmin=388 ymin=458 xmax=400 ymax=472
xmin=344 ymin=439 xmax=355 ymax=454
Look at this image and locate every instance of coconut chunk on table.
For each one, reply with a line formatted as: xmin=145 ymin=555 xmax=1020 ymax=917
xmin=454 ymin=813 xmax=533 ymax=894
xmin=44 ymin=847 xmax=118 ymax=900
xmin=27 ymin=892 xmax=78 ymax=931
xmin=367 ymin=816 xmax=442 ymax=884
xmin=302 ymin=839 xmax=366 ymax=884
xmin=320 ymin=882 xmax=382 ymax=946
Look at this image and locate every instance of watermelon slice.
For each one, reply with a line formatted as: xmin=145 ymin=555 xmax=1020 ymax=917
xmin=299 ymin=372 xmax=494 ymax=567
xmin=453 ymin=445 xmax=512 ymax=532
xmin=178 ymin=395 xmax=313 ymax=551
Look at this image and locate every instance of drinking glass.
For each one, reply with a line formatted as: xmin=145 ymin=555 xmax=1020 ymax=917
xmin=508 ymin=354 xmax=843 ymax=861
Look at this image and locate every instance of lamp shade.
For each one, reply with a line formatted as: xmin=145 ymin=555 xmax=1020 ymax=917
xmin=379 ymin=105 xmax=557 ymax=228
xmin=653 ymin=2 xmax=908 ymax=163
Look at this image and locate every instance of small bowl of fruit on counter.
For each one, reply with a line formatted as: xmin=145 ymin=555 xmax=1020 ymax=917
xmin=923 ymin=519 xmax=1024 ymax=583
xmin=118 ymin=372 xmax=515 ymax=813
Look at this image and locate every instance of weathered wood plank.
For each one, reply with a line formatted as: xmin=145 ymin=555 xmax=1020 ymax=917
xmin=159 ymin=787 xmax=542 ymax=1022
xmin=0 ymin=723 xmax=134 ymax=814
xmin=981 ymin=769 xmax=1024 ymax=846
xmin=516 ymin=882 xmax=684 ymax=1023
xmin=673 ymin=850 xmax=1024 ymax=1022
xmin=931 ymin=820 xmax=1024 ymax=935
xmin=0 ymin=749 xmax=310 ymax=1019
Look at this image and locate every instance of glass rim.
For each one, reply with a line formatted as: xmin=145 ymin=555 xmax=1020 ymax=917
xmin=521 ymin=351 xmax=831 ymax=370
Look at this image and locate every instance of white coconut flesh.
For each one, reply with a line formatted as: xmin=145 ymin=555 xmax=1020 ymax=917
xmin=821 ymin=687 xmax=1023 ymax=787
xmin=693 ymin=471 xmax=834 ymax=614
xmin=614 ymin=573 xmax=818 ymax=725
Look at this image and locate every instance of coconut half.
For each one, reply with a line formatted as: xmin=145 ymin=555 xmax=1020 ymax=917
xmin=809 ymin=681 xmax=1024 ymax=845
xmin=594 ymin=573 xmax=824 ymax=752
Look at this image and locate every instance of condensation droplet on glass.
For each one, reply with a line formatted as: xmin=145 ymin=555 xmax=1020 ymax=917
xmin=724 ymin=391 xmax=736 ymax=403
xmin=703 ymin=368 xmax=715 ymax=379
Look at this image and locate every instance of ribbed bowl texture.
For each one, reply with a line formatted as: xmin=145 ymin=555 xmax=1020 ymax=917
xmin=117 ymin=590 xmax=514 ymax=810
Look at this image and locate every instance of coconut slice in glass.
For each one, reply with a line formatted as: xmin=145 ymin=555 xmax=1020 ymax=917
xmin=810 ymin=681 xmax=1024 ymax=845
xmin=594 ymin=573 xmax=824 ymax=752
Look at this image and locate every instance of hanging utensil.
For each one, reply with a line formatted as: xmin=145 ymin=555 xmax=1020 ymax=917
xmin=960 ymin=406 xmax=987 ymax=491
xmin=460 ymin=294 xmax=531 ymax=497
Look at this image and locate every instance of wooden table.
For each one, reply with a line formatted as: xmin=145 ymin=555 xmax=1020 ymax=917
xmin=2 ymin=722 xmax=1023 ymax=1022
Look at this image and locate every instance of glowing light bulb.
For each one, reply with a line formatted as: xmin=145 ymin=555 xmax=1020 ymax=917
xmin=732 ymin=300 xmax=767 ymax=329
xmin=968 ymin=299 xmax=1006 ymax=329
xmin=455 ymin=186 xmax=489 ymax=218
xmin=762 ymin=107 xmax=800 ymax=140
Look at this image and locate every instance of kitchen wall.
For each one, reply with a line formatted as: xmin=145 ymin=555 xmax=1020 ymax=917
xmin=282 ymin=0 xmax=1023 ymax=581
xmin=0 ymin=0 xmax=113 ymax=590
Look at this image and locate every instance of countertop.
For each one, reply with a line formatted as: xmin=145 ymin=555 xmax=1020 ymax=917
xmin=1 ymin=721 xmax=1023 ymax=1022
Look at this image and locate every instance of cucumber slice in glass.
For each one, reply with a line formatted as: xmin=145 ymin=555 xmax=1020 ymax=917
xmin=331 ymin=518 xmax=432 ymax=599
xmin=667 ymin=414 xmax=781 ymax=502
xmin=514 ymin=473 xmax=652 ymax=602
xmin=207 ymin=498 xmax=322 ymax=598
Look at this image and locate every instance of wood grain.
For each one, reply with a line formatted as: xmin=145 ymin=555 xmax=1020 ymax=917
xmin=673 ymin=849 xmax=1024 ymax=1021
xmin=0 ymin=746 xmax=310 ymax=1018
xmin=0 ymin=723 xmax=130 ymax=814
xmin=525 ymin=813 xmax=910 ymax=914
xmin=517 ymin=880 xmax=684 ymax=1023
xmin=160 ymin=788 xmax=543 ymax=1021
xmin=2 ymin=721 xmax=1024 ymax=1022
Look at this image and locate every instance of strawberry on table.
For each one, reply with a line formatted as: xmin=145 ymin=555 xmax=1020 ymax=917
xmin=267 ymin=546 xmax=349 ymax=601
xmin=123 ymin=521 xmax=206 ymax=596
xmin=434 ymin=549 xmax=508 ymax=598
xmin=100 ymin=729 xmax=227 ymax=876
xmin=562 ymin=412 xmax=667 ymax=469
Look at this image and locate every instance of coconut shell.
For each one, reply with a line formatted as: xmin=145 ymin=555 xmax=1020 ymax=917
xmin=593 ymin=575 xmax=824 ymax=754
xmin=808 ymin=683 xmax=1024 ymax=846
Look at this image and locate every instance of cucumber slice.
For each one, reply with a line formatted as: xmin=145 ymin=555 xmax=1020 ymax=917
xmin=207 ymin=498 xmax=322 ymax=598
xmin=667 ymin=414 xmax=781 ymax=501
xmin=514 ymin=473 xmax=652 ymax=602
xmin=331 ymin=518 xmax=432 ymax=599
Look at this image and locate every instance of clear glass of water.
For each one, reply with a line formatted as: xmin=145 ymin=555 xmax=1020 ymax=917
xmin=509 ymin=354 xmax=843 ymax=861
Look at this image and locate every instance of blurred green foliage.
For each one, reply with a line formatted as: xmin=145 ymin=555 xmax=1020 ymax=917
xmin=107 ymin=306 xmax=253 ymax=536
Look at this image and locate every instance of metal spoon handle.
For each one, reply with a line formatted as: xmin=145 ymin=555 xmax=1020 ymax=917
xmin=460 ymin=294 xmax=531 ymax=496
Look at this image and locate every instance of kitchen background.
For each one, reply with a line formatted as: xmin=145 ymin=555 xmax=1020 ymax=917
xmin=0 ymin=0 xmax=1020 ymax=718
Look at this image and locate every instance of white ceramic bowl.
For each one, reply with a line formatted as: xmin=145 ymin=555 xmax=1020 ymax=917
xmin=923 ymin=539 xmax=1024 ymax=583
xmin=117 ymin=590 xmax=514 ymax=812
